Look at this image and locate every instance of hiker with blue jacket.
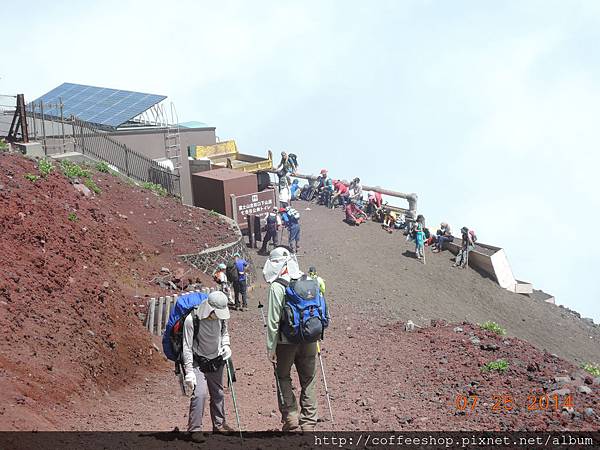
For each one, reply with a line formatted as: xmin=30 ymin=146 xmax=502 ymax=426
xmin=232 ymin=254 xmax=248 ymax=311
xmin=182 ymin=291 xmax=235 ymax=441
xmin=263 ymin=246 xmax=327 ymax=432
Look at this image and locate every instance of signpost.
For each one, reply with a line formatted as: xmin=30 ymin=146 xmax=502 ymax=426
xmin=230 ymin=189 xmax=276 ymax=226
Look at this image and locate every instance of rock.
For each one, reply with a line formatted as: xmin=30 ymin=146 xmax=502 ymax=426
xmin=584 ymin=408 xmax=595 ymax=417
xmin=73 ymin=183 xmax=92 ymax=197
xmin=160 ymin=267 xmax=170 ymax=274
xmin=594 ymin=377 xmax=600 ymax=385
xmin=350 ymin=418 xmax=359 ymax=425
xmin=480 ymin=343 xmax=499 ymax=351
xmin=453 ymin=327 xmax=463 ymax=333
xmin=469 ymin=337 xmax=481 ymax=345
xmin=577 ymin=386 xmax=592 ymax=395
xmin=102 ymin=281 xmax=109 ymax=288
xmin=582 ymin=318 xmax=595 ymax=326
xmin=502 ymin=340 xmax=511 ymax=346
xmin=554 ymin=376 xmax=570 ymax=384
xmin=87 ymin=330 xmax=95 ymax=336
xmin=152 ymin=343 xmax=160 ymax=352
xmin=371 ymin=416 xmax=379 ymax=423
xmin=395 ymin=414 xmax=413 ymax=424
xmin=584 ymin=376 xmax=593 ymax=385
xmin=551 ymin=388 xmax=571 ymax=396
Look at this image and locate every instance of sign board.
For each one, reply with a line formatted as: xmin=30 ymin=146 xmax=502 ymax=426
xmin=231 ymin=189 xmax=276 ymax=225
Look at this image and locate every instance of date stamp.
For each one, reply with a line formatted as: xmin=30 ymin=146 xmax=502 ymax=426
xmin=455 ymin=393 xmax=575 ymax=413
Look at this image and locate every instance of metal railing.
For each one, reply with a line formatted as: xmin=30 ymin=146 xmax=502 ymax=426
xmin=72 ymin=117 xmax=181 ymax=197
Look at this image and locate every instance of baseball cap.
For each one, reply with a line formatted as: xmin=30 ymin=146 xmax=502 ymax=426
xmin=207 ymin=291 xmax=230 ymax=320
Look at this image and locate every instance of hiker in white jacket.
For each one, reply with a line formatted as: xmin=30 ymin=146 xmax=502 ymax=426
xmin=182 ymin=291 xmax=234 ymax=441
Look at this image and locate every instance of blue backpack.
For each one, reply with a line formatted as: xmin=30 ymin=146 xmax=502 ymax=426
xmin=162 ymin=292 xmax=208 ymax=362
xmin=276 ymin=275 xmax=328 ymax=343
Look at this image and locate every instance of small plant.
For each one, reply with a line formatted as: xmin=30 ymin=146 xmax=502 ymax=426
xmin=68 ymin=213 xmax=78 ymax=222
xmin=96 ymin=161 xmax=110 ymax=173
xmin=38 ymin=159 xmax=54 ymax=177
xmin=24 ymin=173 xmax=40 ymax=182
xmin=61 ymin=160 xmax=90 ymax=179
xmin=142 ymin=181 xmax=168 ymax=197
xmin=480 ymin=321 xmax=506 ymax=336
xmin=209 ymin=210 xmax=220 ymax=217
xmin=581 ymin=362 xmax=600 ymax=377
xmin=481 ymin=359 xmax=509 ymax=374
xmin=84 ymin=178 xmax=101 ymax=194
xmin=0 ymin=138 xmax=8 ymax=151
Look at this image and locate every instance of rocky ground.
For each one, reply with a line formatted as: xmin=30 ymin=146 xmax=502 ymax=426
xmin=0 ymin=155 xmax=598 ymax=432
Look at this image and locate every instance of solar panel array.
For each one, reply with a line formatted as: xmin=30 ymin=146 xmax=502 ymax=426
xmin=31 ymin=82 xmax=167 ymax=129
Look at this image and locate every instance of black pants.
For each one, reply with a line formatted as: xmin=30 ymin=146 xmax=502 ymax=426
xmin=233 ymin=280 xmax=248 ymax=308
xmin=260 ymin=226 xmax=279 ymax=253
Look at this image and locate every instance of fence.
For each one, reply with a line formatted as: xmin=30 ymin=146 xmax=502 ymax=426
xmin=145 ymin=287 xmax=217 ymax=336
xmin=71 ymin=117 xmax=181 ymax=197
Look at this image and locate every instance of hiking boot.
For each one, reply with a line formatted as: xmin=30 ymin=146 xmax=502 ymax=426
xmin=301 ymin=424 xmax=316 ymax=433
xmin=282 ymin=418 xmax=300 ymax=432
xmin=213 ymin=423 xmax=235 ymax=434
xmin=190 ymin=432 xmax=206 ymax=443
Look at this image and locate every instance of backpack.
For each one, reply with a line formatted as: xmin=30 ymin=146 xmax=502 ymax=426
xmin=469 ymin=230 xmax=477 ymax=243
xmin=286 ymin=207 xmax=300 ymax=222
xmin=276 ymin=275 xmax=328 ymax=343
xmin=225 ymin=261 xmax=239 ymax=283
xmin=162 ymin=292 xmax=208 ymax=362
xmin=288 ymin=153 xmax=298 ymax=170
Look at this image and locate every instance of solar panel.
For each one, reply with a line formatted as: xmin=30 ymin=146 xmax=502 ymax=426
xmin=30 ymin=82 xmax=167 ymax=128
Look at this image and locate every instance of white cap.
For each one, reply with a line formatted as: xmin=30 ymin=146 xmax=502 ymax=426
xmin=206 ymin=291 xmax=230 ymax=320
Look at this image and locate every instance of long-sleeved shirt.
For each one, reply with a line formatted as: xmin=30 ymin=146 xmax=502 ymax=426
xmin=266 ymin=277 xmax=295 ymax=353
xmin=182 ymin=309 xmax=230 ymax=373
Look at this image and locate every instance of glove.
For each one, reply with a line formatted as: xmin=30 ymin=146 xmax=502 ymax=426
xmin=267 ymin=349 xmax=277 ymax=364
xmin=184 ymin=371 xmax=196 ymax=396
xmin=221 ymin=345 xmax=232 ymax=361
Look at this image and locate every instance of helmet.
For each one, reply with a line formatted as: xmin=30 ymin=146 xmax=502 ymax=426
xmin=218 ymin=263 xmax=226 ymax=270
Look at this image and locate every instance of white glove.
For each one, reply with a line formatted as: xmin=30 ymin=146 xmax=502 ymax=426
xmin=221 ymin=345 xmax=232 ymax=361
xmin=184 ymin=371 xmax=196 ymax=396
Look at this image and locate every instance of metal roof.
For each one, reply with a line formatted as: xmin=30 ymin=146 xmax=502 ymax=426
xmin=31 ymin=82 xmax=167 ymax=129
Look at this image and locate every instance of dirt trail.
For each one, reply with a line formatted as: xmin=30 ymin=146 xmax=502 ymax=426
xmin=2 ymin=157 xmax=598 ymax=432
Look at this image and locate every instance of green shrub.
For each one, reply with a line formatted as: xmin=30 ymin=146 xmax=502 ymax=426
xmin=38 ymin=159 xmax=54 ymax=177
xmin=83 ymin=178 xmax=101 ymax=194
xmin=0 ymin=138 xmax=9 ymax=150
xmin=68 ymin=213 xmax=78 ymax=222
xmin=481 ymin=359 xmax=509 ymax=374
xmin=209 ymin=210 xmax=220 ymax=217
xmin=24 ymin=173 xmax=40 ymax=182
xmin=60 ymin=160 xmax=90 ymax=179
xmin=480 ymin=321 xmax=507 ymax=336
xmin=142 ymin=181 xmax=168 ymax=197
xmin=581 ymin=362 xmax=600 ymax=377
xmin=96 ymin=161 xmax=110 ymax=173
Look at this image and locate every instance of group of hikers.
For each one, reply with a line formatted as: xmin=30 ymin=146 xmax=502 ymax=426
xmin=161 ymin=153 xmax=479 ymax=441
xmin=272 ymin=153 xmax=478 ymax=267
xmin=163 ymin=245 xmax=330 ymax=442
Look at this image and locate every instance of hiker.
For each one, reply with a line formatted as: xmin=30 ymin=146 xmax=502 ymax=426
xmin=382 ymin=209 xmax=397 ymax=233
xmin=344 ymin=200 xmax=367 ymax=226
xmin=319 ymin=177 xmax=334 ymax=207
xmin=259 ymin=207 xmax=282 ymax=255
xmin=213 ymin=263 xmax=234 ymax=306
xmin=290 ymin=179 xmax=300 ymax=201
xmin=349 ymin=177 xmax=363 ymax=206
xmin=454 ymin=227 xmax=477 ymax=268
xmin=276 ymin=152 xmax=298 ymax=175
xmin=307 ymin=266 xmax=326 ymax=296
xmin=285 ymin=206 xmax=301 ymax=253
xmin=330 ymin=180 xmax=349 ymax=209
xmin=263 ymin=247 xmax=326 ymax=432
xmin=182 ymin=291 xmax=235 ymax=442
xmin=316 ymin=169 xmax=329 ymax=191
xmin=432 ymin=222 xmax=454 ymax=252
xmin=231 ymin=254 xmax=248 ymax=310
xmin=279 ymin=183 xmax=291 ymax=209
xmin=415 ymin=220 xmax=425 ymax=261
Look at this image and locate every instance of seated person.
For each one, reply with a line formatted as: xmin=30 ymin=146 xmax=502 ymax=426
xmin=432 ymin=222 xmax=454 ymax=252
xmin=290 ymin=179 xmax=300 ymax=200
xmin=382 ymin=209 xmax=397 ymax=233
xmin=330 ymin=180 xmax=349 ymax=208
xmin=344 ymin=201 xmax=368 ymax=226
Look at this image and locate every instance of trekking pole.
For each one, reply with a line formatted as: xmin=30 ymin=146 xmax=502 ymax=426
xmin=226 ymin=359 xmax=244 ymax=444
xmin=316 ymin=341 xmax=335 ymax=429
xmin=258 ymin=302 xmax=285 ymax=407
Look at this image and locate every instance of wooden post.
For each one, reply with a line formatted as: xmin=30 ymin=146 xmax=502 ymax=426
xmin=147 ymin=298 xmax=156 ymax=334
xmin=156 ymin=297 xmax=165 ymax=335
xmin=247 ymin=215 xmax=255 ymax=248
xmin=254 ymin=214 xmax=262 ymax=243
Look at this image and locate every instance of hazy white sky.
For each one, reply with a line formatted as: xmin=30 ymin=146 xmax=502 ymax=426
xmin=2 ymin=0 xmax=599 ymax=321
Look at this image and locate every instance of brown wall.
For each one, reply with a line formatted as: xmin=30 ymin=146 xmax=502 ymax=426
xmin=191 ymin=169 xmax=257 ymax=218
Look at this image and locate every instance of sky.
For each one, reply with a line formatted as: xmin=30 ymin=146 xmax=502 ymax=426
xmin=2 ymin=0 xmax=599 ymax=322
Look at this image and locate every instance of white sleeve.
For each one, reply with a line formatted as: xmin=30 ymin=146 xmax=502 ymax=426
xmin=182 ymin=313 xmax=195 ymax=373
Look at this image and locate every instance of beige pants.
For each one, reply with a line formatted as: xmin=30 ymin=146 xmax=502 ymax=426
xmin=275 ymin=342 xmax=318 ymax=427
